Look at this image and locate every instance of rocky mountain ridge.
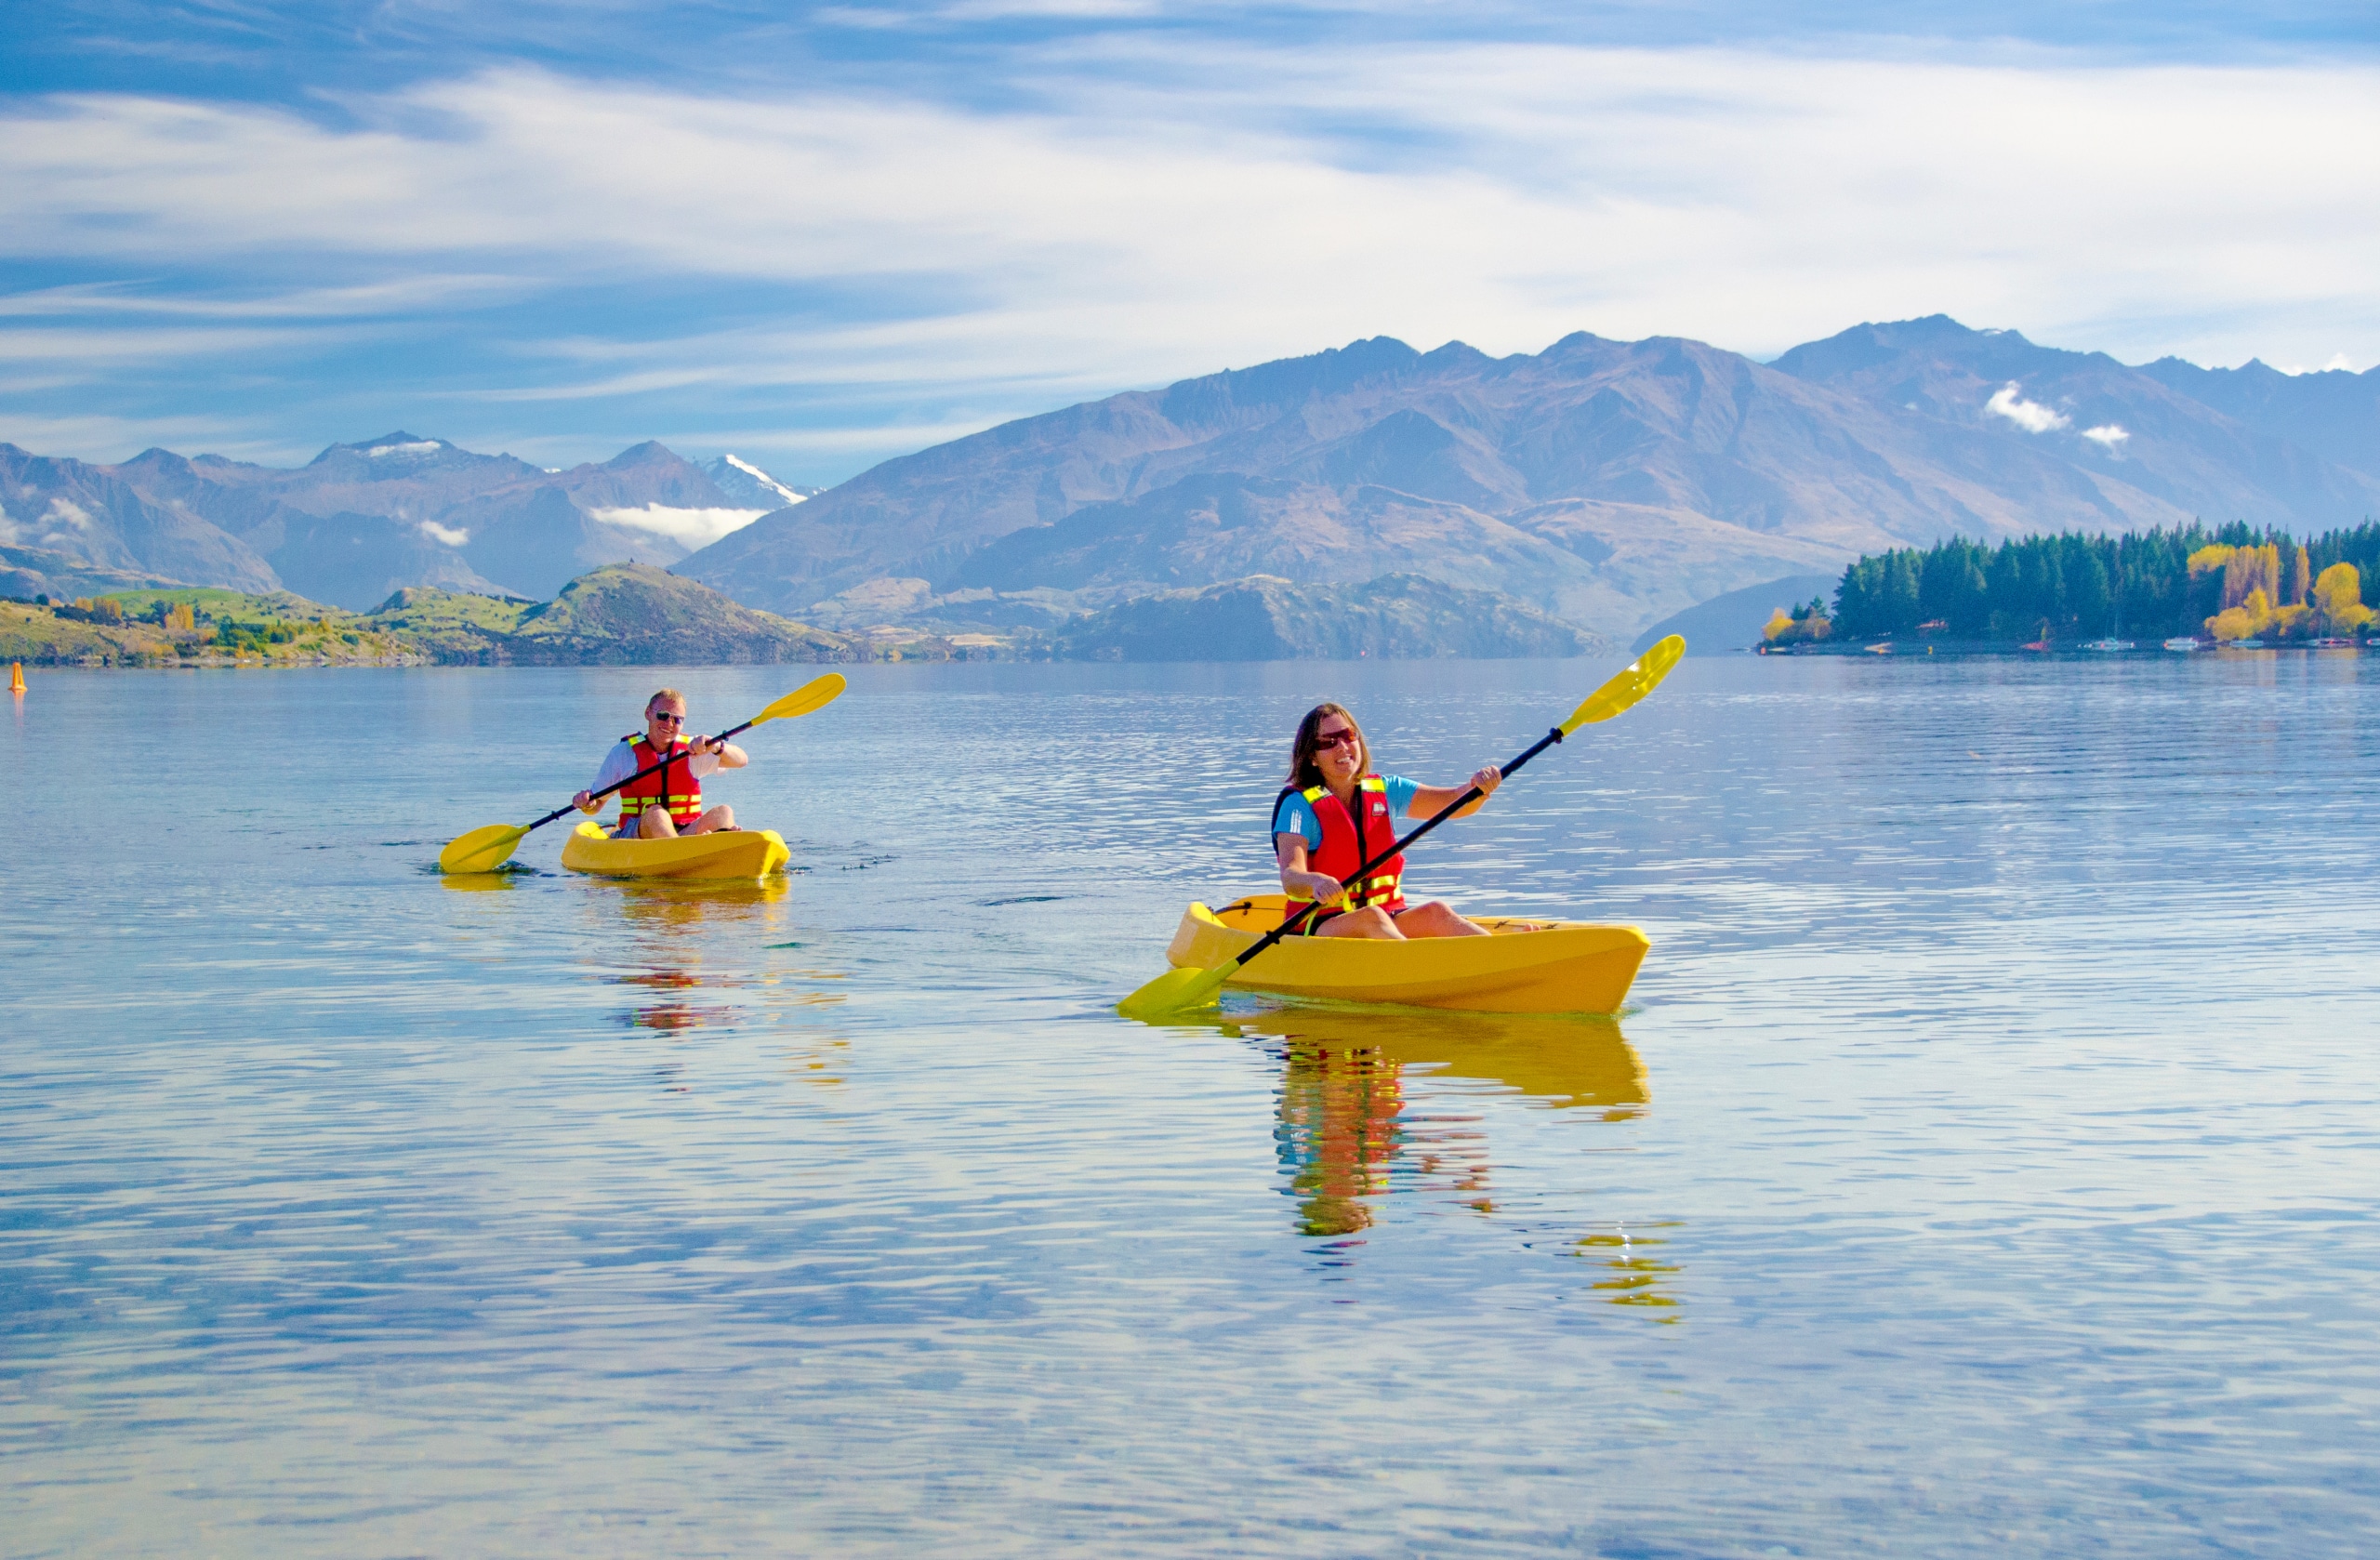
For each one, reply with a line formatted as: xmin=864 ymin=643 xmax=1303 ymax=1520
xmin=682 ymin=317 xmax=2380 ymax=636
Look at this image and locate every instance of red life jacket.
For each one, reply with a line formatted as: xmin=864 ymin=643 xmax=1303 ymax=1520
xmin=1282 ymin=776 xmax=1406 ymax=921
xmin=616 ymin=734 xmax=705 ymax=827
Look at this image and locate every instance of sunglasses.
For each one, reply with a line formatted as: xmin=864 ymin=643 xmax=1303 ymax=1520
xmin=650 ymin=711 xmax=685 ymax=724
xmin=1314 ymin=728 xmax=1358 ymax=750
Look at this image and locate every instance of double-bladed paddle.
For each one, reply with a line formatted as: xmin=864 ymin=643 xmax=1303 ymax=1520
xmin=437 ymin=672 xmax=849 ymax=873
xmin=1116 ymin=636 xmax=1686 ymax=1020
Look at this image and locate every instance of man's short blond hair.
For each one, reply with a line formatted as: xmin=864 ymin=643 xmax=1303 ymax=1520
xmin=645 ymin=688 xmax=687 ymax=714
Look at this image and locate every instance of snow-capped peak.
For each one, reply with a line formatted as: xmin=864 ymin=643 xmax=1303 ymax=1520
xmin=721 ymin=454 xmax=806 ymax=507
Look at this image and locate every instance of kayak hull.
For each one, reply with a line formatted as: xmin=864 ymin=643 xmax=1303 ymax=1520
xmin=1164 ymin=895 xmax=1648 ymax=1014
xmin=561 ymin=821 xmax=789 ymax=879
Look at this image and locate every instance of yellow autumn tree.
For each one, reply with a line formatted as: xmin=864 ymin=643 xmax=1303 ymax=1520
xmin=2292 ymin=545 xmax=2311 ymax=606
xmin=2315 ymin=563 xmax=2375 ymax=635
xmin=2208 ymin=587 xmax=2273 ymax=642
xmin=1763 ymin=607 xmax=1794 ymax=641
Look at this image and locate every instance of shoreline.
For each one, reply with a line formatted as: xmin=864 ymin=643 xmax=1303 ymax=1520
xmin=1754 ymin=638 xmax=2377 ymax=657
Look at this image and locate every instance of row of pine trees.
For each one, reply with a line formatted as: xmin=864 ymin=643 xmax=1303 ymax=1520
xmin=1816 ymin=522 xmax=2380 ymax=642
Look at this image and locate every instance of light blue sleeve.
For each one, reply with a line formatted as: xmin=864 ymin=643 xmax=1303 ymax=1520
xmin=1383 ymin=774 xmax=1421 ymax=817
xmin=1272 ymin=791 xmax=1322 ymax=850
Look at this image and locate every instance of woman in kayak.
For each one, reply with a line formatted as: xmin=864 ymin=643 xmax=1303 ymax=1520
xmin=573 ymin=688 xmax=748 ymax=839
xmin=1274 ymin=702 xmax=1502 ymax=939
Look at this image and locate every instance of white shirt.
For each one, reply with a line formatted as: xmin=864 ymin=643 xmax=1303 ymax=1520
xmin=590 ymin=739 xmax=723 ymax=795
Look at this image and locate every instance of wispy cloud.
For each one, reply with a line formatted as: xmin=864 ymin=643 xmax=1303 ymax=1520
xmin=0 ymin=44 xmax=2373 ymax=468
xmin=2081 ymin=423 xmax=2129 ymax=448
xmin=0 ymin=274 xmax=530 ymax=320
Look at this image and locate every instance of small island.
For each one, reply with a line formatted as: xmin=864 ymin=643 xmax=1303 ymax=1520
xmin=1765 ymin=522 xmax=2380 ymax=652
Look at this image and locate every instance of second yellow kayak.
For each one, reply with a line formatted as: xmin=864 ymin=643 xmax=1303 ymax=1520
xmin=560 ymin=821 xmax=790 ymax=879
xmin=1164 ymin=895 xmax=1649 ymax=1014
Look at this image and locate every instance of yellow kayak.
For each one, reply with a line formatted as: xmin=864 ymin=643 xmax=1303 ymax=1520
xmin=560 ymin=821 xmax=790 ymax=880
xmin=1164 ymin=895 xmax=1649 ymax=1014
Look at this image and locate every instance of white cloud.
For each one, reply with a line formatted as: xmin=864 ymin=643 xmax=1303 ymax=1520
xmin=2081 ymin=423 xmax=2129 ymax=448
xmin=0 ymin=47 xmax=2373 ymax=460
xmin=6 ymin=56 xmax=2377 ymax=357
xmin=43 ymin=497 xmax=96 ymax=531
xmin=1986 ymin=382 xmax=2071 ymax=433
xmin=588 ymin=503 xmax=769 ymax=545
xmin=418 ymin=520 xmax=471 ymax=546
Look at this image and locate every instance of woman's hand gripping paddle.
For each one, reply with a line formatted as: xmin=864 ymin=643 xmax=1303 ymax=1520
xmin=1115 ymin=636 xmax=1686 ymax=1020
xmin=437 ymin=673 xmax=849 ymax=873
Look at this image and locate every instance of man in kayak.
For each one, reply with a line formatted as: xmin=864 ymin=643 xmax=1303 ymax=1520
xmin=1274 ymin=702 xmax=1502 ymax=939
xmin=573 ymin=688 xmax=748 ymax=839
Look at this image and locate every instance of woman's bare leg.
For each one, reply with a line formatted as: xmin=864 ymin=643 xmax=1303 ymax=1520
xmin=1313 ymin=906 xmax=1404 ymax=940
xmin=1393 ymin=901 xmax=1490 ymax=938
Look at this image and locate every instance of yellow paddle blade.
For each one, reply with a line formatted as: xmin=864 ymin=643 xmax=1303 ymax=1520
xmin=753 ymin=672 xmax=848 ymax=726
xmin=1559 ymin=634 xmax=1686 ymax=734
xmin=439 ymin=822 xmax=529 ymax=874
xmin=1116 ymin=962 xmax=1235 ymax=1022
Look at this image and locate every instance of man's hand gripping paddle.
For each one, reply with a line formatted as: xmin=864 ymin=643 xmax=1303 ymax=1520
xmin=437 ymin=673 xmax=848 ymax=873
xmin=1115 ymin=637 xmax=1686 ymax=1021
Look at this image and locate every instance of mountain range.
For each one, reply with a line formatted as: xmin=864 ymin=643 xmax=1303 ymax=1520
xmin=0 ymin=435 xmax=817 ymax=610
xmin=683 ymin=315 xmax=2379 ymax=635
xmin=6 ymin=316 xmax=2373 ymax=638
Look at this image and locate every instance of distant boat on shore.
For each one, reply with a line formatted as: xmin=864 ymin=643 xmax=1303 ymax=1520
xmin=2163 ymin=637 xmax=2202 ymax=651
xmin=2307 ymin=637 xmax=2356 ymax=648
xmin=2081 ymin=638 xmax=2135 ymax=652
xmin=2220 ymin=639 xmax=2269 ymax=649
xmin=2021 ymin=639 xmax=2053 ymax=652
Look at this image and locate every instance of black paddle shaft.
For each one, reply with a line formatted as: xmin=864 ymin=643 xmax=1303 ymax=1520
xmin=1232 ymin=723 xmax=1566 ymax=973
xmin=525 ymin=715 xmax=761 ymax=830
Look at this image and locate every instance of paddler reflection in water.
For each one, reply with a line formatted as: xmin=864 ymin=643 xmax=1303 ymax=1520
xmin=1274 ymin=703 xmax=1501 ymax=938
xmin=573 ymin=688 xmax=749 ymax=839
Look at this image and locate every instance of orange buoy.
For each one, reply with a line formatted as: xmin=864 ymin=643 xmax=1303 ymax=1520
xmin=7 ymin=662 xmax=22 ymax=694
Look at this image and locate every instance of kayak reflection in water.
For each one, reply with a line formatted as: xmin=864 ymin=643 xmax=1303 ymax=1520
xmin=573 ymin=687 xmax=749 ymax=840
xmin=1273 ymin=702 xmax=1501 ymax=940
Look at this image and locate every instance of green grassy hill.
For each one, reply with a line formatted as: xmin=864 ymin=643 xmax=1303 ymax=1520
xmin=3 ymin=562 xmax=944 ymax=668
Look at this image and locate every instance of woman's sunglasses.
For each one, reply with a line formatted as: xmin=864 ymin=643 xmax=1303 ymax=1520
xmin=1313 ymin=728 xmax=1358 ymax=750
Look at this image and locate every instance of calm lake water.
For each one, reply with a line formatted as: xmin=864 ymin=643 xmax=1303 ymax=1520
xmin=7 ymin=654 xmax=2379 ymax=1557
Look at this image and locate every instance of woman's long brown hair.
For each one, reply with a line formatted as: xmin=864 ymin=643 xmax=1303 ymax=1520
xmin=1285 ymin=703 xmax=1370 ymax=793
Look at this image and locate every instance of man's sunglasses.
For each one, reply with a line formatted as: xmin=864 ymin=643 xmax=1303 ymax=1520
xmin=650 ymin=712 xmax=685 ymax=724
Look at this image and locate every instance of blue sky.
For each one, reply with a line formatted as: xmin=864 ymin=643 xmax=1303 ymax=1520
xmin=3 ymin=1 xmax=2375 ymax=480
